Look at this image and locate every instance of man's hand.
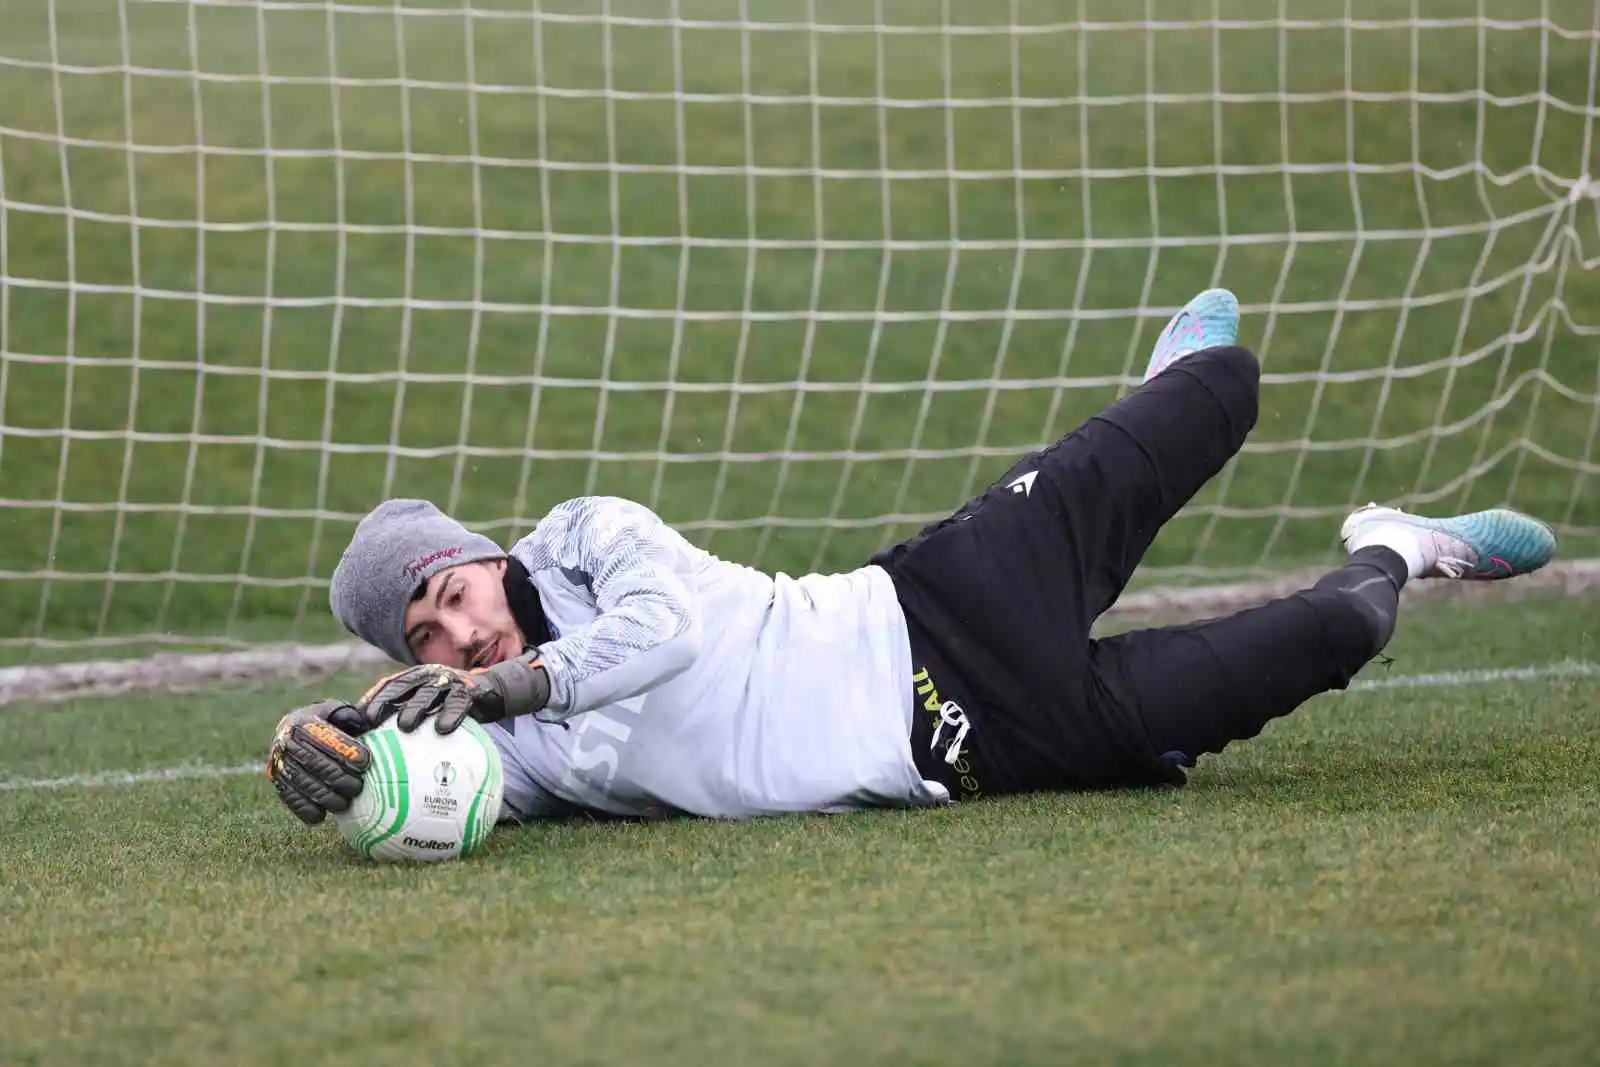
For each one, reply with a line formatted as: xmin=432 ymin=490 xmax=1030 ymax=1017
xmin=265 ymin=700 xmax=371 ymax=826
xmin=356 ymin=656 xmax=551 ymax=735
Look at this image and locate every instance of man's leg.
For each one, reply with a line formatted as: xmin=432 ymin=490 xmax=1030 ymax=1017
xmin=1089 ymin=547 xmax=1407 ymax=766
xmin=872 ymin=290 xmax=1265 ymax=795
xmin=980 ymin=290 xmax=1256 ymax=625
xmin=1089 ymin=505 xmax=1559 ymax=770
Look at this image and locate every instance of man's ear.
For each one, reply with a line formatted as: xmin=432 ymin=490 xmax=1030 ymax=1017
xmin=490 ymin=557 xmax=508 ymax=576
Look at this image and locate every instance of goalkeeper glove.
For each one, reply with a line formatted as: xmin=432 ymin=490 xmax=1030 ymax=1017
xmin=265 ymin=700 xmax=371 ymax=826
xmin=356 ymin=655 xmax=552 ymax=736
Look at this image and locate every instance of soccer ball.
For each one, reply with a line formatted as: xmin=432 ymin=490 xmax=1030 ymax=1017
xmin=332 ymin=717 xmax=504 ymax=863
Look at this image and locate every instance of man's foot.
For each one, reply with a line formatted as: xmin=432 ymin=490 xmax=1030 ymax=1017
xmin=1144 ymin=288 xmax=1240 ymax=382
xmin=1340 ymin=503 xmax=1557 ymax=580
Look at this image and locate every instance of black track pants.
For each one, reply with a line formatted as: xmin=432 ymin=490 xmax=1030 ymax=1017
xmin=873 ymin=346 xmax=1405 ymax=795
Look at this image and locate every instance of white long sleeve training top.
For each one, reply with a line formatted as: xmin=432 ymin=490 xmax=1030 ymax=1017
xmin=484 ymin=496 xmax=951 ymax=820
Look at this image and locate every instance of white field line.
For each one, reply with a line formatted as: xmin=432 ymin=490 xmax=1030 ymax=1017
xmin=1349 ymin=659 xmax=1599 ymax=690
xmin=0 ymin=660 xmax=1593 ymax=794
xmin=0 ymin=762 xmax=261 ymax=792
xmin=1 ymin=559 xmax=1596 ymax=708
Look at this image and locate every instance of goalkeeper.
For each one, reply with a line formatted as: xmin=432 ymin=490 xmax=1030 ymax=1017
xmin=268 ymin=290 xmax=1559 ymax=825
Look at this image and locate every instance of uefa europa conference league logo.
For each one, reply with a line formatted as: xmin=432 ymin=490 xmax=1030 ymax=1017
xmin=422 ymin=761 xmax=461 ymax=818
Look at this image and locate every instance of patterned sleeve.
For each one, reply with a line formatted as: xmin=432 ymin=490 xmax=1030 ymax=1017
xmin=515 ymin=497 xmax=702 ymax=720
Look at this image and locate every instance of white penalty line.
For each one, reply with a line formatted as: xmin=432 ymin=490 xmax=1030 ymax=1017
xmin=0 ymin=660 xmax=1594 ymax=795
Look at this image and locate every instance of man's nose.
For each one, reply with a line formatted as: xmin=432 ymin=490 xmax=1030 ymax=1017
xmin=441 ymin=615 xmax=476 ymax=655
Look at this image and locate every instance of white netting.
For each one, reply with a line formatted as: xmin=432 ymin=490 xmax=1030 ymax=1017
xmin=0 ymin=0 xmax=1596 ymax=663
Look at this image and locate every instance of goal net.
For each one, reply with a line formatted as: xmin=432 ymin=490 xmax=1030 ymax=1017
xmin=0 ymin=0 xmax=1596 ymax=678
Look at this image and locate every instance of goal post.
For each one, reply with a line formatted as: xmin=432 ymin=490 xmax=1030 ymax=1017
xmin=0 ymin=0 xmax=1596 ymax=686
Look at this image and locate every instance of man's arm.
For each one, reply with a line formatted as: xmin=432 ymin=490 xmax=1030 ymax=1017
xmin=355 ymin=496 xmax=704 ymax=734
xmin=522 ymin=496 xmax=703 ymax=721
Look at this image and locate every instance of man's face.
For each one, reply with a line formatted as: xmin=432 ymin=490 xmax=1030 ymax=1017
xmin=403 ymin=558 xmax=524 ymax=669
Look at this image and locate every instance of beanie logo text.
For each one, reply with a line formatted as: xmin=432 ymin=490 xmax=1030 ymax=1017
xmin=403 ymin=546 xmax=464 ymax=580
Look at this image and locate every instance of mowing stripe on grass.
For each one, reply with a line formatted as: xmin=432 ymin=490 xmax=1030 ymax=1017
xmin=1 ymin=660 xmax=1594 ymax=794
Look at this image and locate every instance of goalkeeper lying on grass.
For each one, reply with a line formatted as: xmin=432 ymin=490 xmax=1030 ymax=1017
xmin=269 ymin=289 xmax=1559 ymax=825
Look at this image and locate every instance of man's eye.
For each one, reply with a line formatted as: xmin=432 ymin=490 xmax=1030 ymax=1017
xmin=448 ymin=588 xmax=464 ymax=607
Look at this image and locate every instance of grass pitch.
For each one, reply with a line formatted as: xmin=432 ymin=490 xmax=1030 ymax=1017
xmin=2 ymin=593 xmax=1596 ymax=1066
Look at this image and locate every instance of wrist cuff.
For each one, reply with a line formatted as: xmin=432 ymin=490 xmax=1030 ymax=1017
xmin=494 ymin=657 xmax=551 ymax=718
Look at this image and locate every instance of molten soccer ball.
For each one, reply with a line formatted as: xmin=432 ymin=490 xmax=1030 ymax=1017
xmin=332 ymin=717 xmax=504 ymax=862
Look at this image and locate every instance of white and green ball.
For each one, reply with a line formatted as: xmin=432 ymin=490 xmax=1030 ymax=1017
xmin=332 ymin=717 xmax=504 ymax=863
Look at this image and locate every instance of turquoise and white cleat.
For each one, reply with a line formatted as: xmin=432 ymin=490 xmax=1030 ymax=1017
xmin=1144 ymin=288 xmax=1240 ymax=382
xmin=1340 ymin=503 xmax=1557 ymax=580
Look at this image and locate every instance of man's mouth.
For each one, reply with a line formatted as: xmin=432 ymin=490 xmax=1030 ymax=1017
xmin=469 ymin=642 xmax=498 ymax=669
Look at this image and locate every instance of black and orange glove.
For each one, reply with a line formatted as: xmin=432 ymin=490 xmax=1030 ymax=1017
xmin=355 ymin=655 xmax=552 ymax=736
xmin=265 ymin=700 xmax=371 ymax=826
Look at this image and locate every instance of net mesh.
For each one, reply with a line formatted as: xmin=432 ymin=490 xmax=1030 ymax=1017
xmin=0 ymin=0 xmax=1595 ymax=658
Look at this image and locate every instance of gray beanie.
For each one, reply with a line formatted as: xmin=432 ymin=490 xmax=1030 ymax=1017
xmin=330 ymin=499 xmax=506 ymax=665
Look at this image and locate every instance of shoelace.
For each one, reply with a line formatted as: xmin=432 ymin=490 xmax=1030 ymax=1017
xmin=930 ymin=700 xmax=971 ymax=766
xmin=1429 ymin=528 xmax=1477 ymax=578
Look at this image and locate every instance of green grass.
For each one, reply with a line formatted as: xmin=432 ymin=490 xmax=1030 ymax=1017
xmin=0 ymin=0 xmax=1596 ymax=652
xmin=1 ymin=593 xmax=1597 ymax=1066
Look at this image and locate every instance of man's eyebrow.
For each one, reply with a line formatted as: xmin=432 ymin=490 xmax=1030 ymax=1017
xmin=404 ymin=575 xmax=451 ymax=646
